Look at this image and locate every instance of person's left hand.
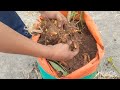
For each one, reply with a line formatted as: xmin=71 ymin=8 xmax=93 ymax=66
xmin=40 ymin=11 xmax=67 ymax=28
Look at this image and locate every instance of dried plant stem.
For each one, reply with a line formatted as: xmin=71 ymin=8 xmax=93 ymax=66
xmin=80 ymin=11 xmax=84 ymax=29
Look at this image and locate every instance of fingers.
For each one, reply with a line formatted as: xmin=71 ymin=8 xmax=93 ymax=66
xmin=57 ymin=15 xmax=63 ymax=28
xmin=61 ymin=14 xmax=67 ymax=23
xmin=67 ymin=41 xmax=72 ymax=45
xmin=65 ymin=41 xmax=79 ymax=55
xmin=56 ymin=14 xmax=67 ymax=28
xmin=67 ymin=46 xmax=79 ymax=60
xmin=41 ymin=11 xmax=67 ymax=28
xmin=72 ymin=48 xmax=79 ymax=56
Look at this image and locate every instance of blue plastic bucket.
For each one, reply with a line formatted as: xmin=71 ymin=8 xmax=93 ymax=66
xmin=37 ymin=62 xmax=97 ymax=79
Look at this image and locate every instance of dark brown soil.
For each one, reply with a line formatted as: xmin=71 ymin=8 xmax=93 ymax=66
xmin=36 ymin=17 xmax=97 ymax=76
xmin=62 ymin=25 xmax=97 ymax=73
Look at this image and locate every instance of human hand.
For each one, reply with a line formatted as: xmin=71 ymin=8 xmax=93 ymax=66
xmin=46 ymin=43 xmax=79 ymax=61
xmin=40 ymin=11 xmax=67 ymax=28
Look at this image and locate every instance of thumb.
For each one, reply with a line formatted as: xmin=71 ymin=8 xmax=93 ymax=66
xmin=67 ymin=41 xmax=72 ymax=45
xmin=56 ymin=15 xmax=63 ymax=28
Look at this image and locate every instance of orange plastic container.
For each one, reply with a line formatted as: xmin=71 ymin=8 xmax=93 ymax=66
xmin=32 ymin=11 xmax=105 ymax=79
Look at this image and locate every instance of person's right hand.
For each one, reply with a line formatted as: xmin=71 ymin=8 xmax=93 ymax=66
xmin=46 ymin=43 xmax=79 ymax=61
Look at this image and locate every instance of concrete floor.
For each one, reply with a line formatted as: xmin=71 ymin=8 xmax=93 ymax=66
xmin=89 ymin=11 xmax=120 ymax=78
xmin=0 ymin=11 xmax=120 ymax=79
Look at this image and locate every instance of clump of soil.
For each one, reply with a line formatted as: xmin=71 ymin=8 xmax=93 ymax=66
xmin=35 ymin=12 xmax=97 ymax=77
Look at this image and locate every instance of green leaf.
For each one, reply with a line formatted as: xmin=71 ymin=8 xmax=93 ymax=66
xmin=70 ymin=11 xmax=77 ymax=19
xmin=48 ymin=61 xmax=69 ymax=76
xmin=107 ymin=56 xmax=113 ymax=63
xmin=107 ymin=56 xmax=120 ymax=75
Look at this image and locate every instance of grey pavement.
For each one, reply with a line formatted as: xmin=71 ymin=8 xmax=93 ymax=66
xmin=89 ymin=11 xmax=120 ymax=77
